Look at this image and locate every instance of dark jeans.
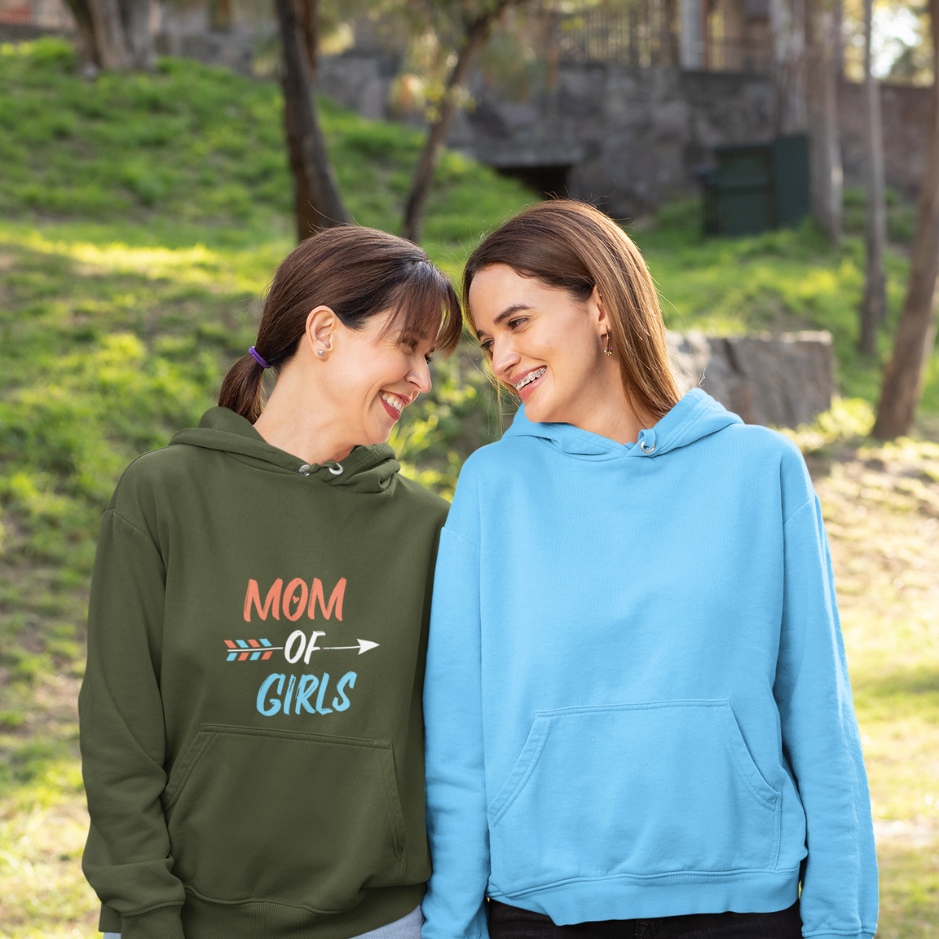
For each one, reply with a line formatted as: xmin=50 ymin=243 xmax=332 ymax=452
xmin=488 ymin=899 xmax=802 ymax=939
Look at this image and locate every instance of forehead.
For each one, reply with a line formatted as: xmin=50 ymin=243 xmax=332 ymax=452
xmin=469 ymin=265 xmax=547 ymax=329
xmin=364 ymin=306 xmax=437 ymax=347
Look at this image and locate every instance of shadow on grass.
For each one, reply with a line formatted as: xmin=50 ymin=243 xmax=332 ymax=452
xmin=854 ymin=668 xmax=939 ymax=700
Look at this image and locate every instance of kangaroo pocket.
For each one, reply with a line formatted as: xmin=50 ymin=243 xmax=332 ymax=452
xmin=163 ymin=724 xmax=407 ymax=910
xmin=488 ymin=701 xmax=780 ymax=895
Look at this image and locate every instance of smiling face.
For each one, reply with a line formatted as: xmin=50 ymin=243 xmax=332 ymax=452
xmin=470 ymin=263 xmax=627 ymax=431
xmin=319 ymin=308 xmax=435 ymax=450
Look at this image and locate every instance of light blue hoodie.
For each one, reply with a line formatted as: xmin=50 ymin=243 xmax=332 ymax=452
xmin=422 ymin=390 xmax=877 ymax=939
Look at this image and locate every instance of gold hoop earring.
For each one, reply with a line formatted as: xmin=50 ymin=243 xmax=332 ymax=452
xmin=603 ymin=333 xmax=613 ymax=356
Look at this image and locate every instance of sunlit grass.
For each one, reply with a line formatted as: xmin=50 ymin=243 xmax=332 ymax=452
xmin=0 ymin=225 xmax=286 ymax=293
xmin=0 ymin=756 xmax=98 ymax=936
xmin=878 ymin=842 xmax=939 ymax=939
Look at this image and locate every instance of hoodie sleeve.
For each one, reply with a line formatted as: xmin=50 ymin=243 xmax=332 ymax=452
xmin=79 ymin=506 xmax=187 ymax=939
xmin=422 ymin=521 xmax=491 ymax=939
xmin=774 ymin=495 xmax=878 ymax=939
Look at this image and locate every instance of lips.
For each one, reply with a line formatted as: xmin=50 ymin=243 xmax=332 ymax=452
xmin=513 ymin=367 xmax=546 ymax=400
xmin=379 ymin=391 xmax=408 ymax=420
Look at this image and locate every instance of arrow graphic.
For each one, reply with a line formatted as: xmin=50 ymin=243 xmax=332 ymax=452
xmin=224 ymin=638 xmax=283 ymax=662
xmin=321 ymin=639 xmax=380 ymax=655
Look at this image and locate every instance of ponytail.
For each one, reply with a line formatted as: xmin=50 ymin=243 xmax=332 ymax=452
xmin=218 ymin=354 xmax=266 ymax=423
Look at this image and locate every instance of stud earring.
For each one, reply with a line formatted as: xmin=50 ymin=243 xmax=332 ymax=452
xmin=317 ymin=350 xmax=324 ymax=356
xmin=603 ymin=333 xmax=613 ymax=356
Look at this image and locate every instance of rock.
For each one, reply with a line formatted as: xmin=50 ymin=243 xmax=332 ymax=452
xmin=668 ymin=330 xmax=833 ymax=428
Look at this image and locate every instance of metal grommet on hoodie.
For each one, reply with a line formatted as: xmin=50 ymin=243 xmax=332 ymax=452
xmin=298 ymin=464 xmax=312 ymax=476
xmin=639 ymin=429 xmax=656 ymax=454
xmin=328 ymin=463 xmax=343 ymax=476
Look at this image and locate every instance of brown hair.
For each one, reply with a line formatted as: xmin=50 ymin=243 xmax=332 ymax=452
xmin=463 ymin=200 xmax=680 ymax=423
xmin=219 ymin=226 xmax=462 ymax=423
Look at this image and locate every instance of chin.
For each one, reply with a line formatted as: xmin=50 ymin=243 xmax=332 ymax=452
xmin=525 ymin=400 xmax=557 ymax=424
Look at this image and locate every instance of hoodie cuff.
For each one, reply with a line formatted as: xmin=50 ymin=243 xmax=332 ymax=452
xmin=120 ymin=906 xmax=185 ymax=939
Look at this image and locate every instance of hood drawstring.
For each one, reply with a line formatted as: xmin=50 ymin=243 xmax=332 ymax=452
xmin=299 ymin=461 xmax=343 ymax=477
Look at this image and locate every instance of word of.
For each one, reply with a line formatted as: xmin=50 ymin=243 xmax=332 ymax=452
xmin=257 ymin=671 xmax=356 ymax=716
xmin=244 ymin=577 xmax=347 ymax=623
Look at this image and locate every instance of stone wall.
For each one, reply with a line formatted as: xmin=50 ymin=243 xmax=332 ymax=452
xmin=668 ymin=330 xmax=833 ymax=428
xmin=318 ymin=50 xmax=928 ymax=217
xmin=838 ymin=80 xmax=930 ymax=202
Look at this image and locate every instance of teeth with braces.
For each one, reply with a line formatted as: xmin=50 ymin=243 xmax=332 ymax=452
xmin=515 ymin=367 xmax=546 ymax=391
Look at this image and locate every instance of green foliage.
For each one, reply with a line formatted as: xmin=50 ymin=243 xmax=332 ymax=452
xmin=779 ymin=396 xmax=876 ymax=455
xmin=841 ymin=186 xmax=919 ymax=245
xmin=0 ymin=37 xmax=531 ymax=242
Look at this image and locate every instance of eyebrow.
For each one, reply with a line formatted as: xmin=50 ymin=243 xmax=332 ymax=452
xmin=475 ymin=304 xmax=534 ymax=340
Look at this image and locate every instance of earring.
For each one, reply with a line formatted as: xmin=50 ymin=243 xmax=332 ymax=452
xmin=603 ymin=333 xmax=613 ymax=356
xmin=317 ymin=350 xmax=324 ymax=356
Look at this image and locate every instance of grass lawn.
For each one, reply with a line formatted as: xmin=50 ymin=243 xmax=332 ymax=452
xmin=0 ymin=36 xmax=937 ymax=938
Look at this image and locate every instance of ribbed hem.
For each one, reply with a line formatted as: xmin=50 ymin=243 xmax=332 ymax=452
xmin=490 ymin=869 xmax=800 ymax=923
xmin=178 ymin=884 xmax=425 ymax=939
xmin=803 ymin=933 xmax=876 ymax=939
xmin=120 ymin=905 xmax=185 ymax=939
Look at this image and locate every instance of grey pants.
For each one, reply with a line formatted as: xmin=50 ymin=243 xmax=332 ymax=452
xmin=103 ymin=904 xmax=424 ymax=939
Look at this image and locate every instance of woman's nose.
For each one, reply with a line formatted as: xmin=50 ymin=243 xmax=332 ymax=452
xmin=491 ymin=340 xmax=519 ymax=380
xmin=408 ymin=358 xmax=432 ymax=395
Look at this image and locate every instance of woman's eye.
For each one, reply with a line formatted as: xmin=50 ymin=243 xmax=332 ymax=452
xmin=479 ymin=340 xmax=493 ymax=354
xmin=424 ymin=353 xmax=433 ymax=364
xmin=507 ymin=317 xmax=527 ymax=330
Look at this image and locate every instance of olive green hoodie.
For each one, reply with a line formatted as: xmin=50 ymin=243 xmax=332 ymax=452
xmin=79 ymin=407 xmax=448 ymax=939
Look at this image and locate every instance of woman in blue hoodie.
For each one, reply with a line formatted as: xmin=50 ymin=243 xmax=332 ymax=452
xmin=421 ymin=201 xmax=877 ymax=939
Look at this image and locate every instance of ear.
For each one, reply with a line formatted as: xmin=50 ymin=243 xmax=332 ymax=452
xmin=588 ymin=285 xmax=610 ymax=338
xmin=305 ymin=306 xmax=337 ymax=359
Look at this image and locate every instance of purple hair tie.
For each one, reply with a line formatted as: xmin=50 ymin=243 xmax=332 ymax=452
xmin=248 ymin=346 xmax=270 ymax=369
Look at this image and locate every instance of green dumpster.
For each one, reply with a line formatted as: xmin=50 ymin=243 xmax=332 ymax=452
xmin=699 ymin=135 xmax=810 ymax=237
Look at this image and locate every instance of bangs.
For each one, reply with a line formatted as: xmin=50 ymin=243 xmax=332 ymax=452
xmin=378 ymin=261 xmax=464 ymax=355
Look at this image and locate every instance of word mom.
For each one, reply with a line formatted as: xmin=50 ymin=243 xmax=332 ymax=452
xmin=244 ymin=577 xmax=347 ymax=623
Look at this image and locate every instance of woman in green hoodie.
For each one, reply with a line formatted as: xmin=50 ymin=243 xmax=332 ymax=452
xmin=79 ymin=226 xmax=462 ymax=939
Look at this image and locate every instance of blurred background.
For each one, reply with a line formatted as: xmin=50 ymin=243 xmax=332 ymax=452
xmin=0 ymin=0 xmax=937 ymax=935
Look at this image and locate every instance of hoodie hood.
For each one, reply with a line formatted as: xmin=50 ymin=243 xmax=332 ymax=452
xmin=502 ymin=388 xmax=742 ymax=460
xmin=169 ymin=406 xmax=401 ymax=493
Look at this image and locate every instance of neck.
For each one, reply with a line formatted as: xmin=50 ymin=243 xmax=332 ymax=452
xmin=565 ymin=361 xmax=648 ymax=445
xmin=574 ymin=403 xmax=646 ymax=446
xmin=252 ymin=366 xmax=356 ymax=465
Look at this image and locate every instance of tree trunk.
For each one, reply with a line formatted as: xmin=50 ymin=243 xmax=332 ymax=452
xmin=64 ymin=0 xmax=151 ymax=70
xmin=771 ymin=0 xmax=808 ymax=135
xmin=297 ymin=0 xmax=319 ymax=78
xmin=275 ymin=0 xmax=351 ymax=241
xmin=806 ymin=0 xmax=842 ymax=243
xmin=86 ymin=0 xmax=133 ymax=69
xmin=872 ymin=0 xmax=939 ymax=438
xmin=401 ymin=1 xmax=514 ymax=245
xmin=859 ymin=0 xmax=887 ymax=354
xmin=120 ymin=0 xmax=155 ymax=69
xmin=62 ymin=0 xmax=102 ymax=69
